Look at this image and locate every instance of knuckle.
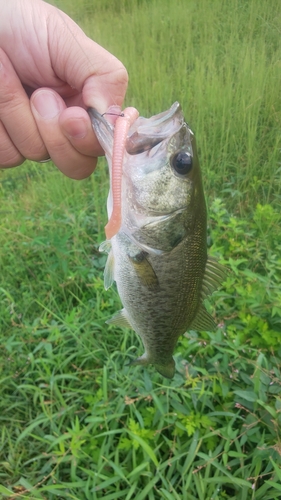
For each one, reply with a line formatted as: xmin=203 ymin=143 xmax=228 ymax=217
xmin=0 ymin=76 xmax=19 ymax=108
xmin=57 ymin=156 xmax=97 ymax=180
xmin=18 ymin=134 xmax=47 ymax=161
xmin=0 ymin=150 xmax=24 ymax=167
xmin=0 ymin=134 xmax=24 ymax=167
xmin=0 ymin=88 xmax=17 ymax=106
xmin=116 ymin=65 xmax=129 ymax=88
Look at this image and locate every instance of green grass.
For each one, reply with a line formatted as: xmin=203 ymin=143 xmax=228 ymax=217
xmin=77 ymin=0 xmax=281 ymax=211
xmin=1 ymin=0 xmax=281 ymax=498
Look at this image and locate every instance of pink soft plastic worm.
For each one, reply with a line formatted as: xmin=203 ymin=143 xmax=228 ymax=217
xmin=105 ymin=107 xmax=139 ymax=240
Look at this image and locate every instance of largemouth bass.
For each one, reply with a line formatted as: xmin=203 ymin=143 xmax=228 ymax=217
xmin=89 ymin=102 xmax=225 ymax=379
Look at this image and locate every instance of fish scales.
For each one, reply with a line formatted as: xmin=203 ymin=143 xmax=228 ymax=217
xmin=114 ymin=238 xmax=204 ymax=342
xmin=89 ymin=102 xmax=225 ymax=379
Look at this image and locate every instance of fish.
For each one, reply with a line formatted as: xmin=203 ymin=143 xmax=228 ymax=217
xmin=88 ymin=102 xmax=225 ymax=379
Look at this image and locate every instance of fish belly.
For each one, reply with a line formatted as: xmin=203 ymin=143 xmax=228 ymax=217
xmin=112 ymin=233 xmax=206 ymax=367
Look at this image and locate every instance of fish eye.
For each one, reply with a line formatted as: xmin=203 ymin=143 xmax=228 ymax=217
xmin=171 ymin=151 xmax=193 ymax=176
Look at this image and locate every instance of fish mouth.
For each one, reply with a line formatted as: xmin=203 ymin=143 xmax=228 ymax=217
xmin=89 ymin=101 xmax=187 ymax=179
xmin=88 ymin=102 xmax=186 ymax=158
xmin=126 ymin=102 xmax=183 ymax=155
xmin=89 ymin=103 xmax=189 ymax=244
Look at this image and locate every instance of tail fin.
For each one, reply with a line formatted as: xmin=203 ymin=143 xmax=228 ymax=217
xmin=130 ymin=353 xmax=175 ymax=379
xmin=154 ymin=359 xmax=175 ymax=379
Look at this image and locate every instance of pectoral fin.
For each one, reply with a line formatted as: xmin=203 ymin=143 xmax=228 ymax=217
xmin=103 ymin=250 xmax=115 ymax=290
xmin=99 ymin=240 xmax=112 ymax=254
xmin=129 ymin=251 xmax=159 ymax=290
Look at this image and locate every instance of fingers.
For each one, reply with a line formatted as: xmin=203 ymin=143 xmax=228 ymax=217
xmin=0 ymin=119 xmax=23 ymax=168
xmin=0 ymin=45 xmax=104 ymax=178
xmin=0 ymin=47 xmax=103 ymax=177
xmin=82 ymin=62 xmax=128 ymax=113
xmin=0 ymin=48 xmax=47 ymax=167
xmin=30 ymin=88 xmax=101 ymax=179
xmin=59 ymin=106 xmax=104 ymax=158
xmin=47 ymin=11 xmax=128 ymax=112
xmin=0 ymin=2 xmax=128 ymax=176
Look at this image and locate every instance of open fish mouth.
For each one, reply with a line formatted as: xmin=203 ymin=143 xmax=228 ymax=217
xmin=125 ymin=102 xmax=184 ymax=155
xmin=88 ymin=101 xmax=186 ymax=156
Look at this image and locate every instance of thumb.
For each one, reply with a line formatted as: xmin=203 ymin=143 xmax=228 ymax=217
xmin=48 ymin=9 xmax=128 ymax=112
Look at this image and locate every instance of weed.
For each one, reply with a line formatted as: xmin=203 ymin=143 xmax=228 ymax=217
xmin=1 ymin=0 xmax=281 ymax=498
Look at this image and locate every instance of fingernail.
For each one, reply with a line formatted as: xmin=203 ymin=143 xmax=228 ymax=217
xmin=32 ymin=90 xmax=61 ymax=119
xmin=64 ymin=118 xmax=87 ymax=139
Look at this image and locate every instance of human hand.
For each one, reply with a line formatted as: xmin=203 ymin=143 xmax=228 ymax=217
xmin=0 ymin=0 xmax=128 ymax=178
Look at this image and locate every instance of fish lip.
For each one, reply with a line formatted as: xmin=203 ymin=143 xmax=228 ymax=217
xmin=88 ymin=107 xmax=103 ymax=122
xmin=88 ymin=107 xmax=114 ymax=134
